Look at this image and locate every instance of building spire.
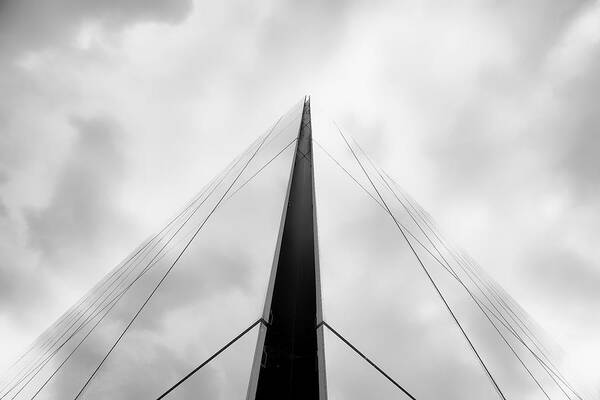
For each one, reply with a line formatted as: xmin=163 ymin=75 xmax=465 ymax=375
xmin=247 ymin=97 xmax=327 ymax=400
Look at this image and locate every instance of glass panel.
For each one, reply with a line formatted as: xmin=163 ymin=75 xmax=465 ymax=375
xmin=229 ymin=99 xmax=303 ymax=197
xmin=311 ymin=103 xmax=576 ymax=399
xmin=10 ymin=101 xmax=303 ymax=400
xmin=76 ymin=145 xmax=295 ymax=400
xmin=7 ymin=98 xmax=584 ymax=400
xmin=311 ymin=104 xmax=380 ymax=204
xmin=312 ymin=130 xmax=499 ymax=399
xmin=412 ymin=242 xmax=563 ymax=399
xmin=323 ymin=327 xmax=409 ymax=399
xmin=163 ymin=324 xmax=259 ymax=399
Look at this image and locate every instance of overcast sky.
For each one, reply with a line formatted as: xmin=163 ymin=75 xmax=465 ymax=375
xmin=1 ymin=0 xmax=599 ymax=397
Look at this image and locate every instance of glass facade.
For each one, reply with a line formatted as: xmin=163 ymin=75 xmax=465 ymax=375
xmin=0 ymin=98 xmax=587 ymax=400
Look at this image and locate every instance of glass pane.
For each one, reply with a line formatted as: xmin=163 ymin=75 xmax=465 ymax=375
xmin=323 ymin=327 xmax=410 ymax=400
xmin=9 ymin=101 xmax=303 ymax=400
xmin=412 ymin=242 xmax=565 ymax=399
xmin=312 ymin=124 xmax=499 ymax=399
xmin=311 ymin=105 xmax=380 ymax=204
xmin=6 ymin=98 xmax=584 ymax=400
xmin=163 ymin=323 xmax=258 ymax=399
xmin=77 ymin=145 xmax=295 ymax=400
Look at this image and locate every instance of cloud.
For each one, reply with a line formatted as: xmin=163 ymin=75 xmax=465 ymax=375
xmin=525 ymin=242 xmax=600 ymax=308
xmin=14 ymin=138 xmax=294 ymax=398
xmin=26 ymin=116 xmax=137 ymax=279
xmin=0 ymin=0 xmax=193 ymax=57
xmin=550 ymin=54 xmax=600 ymax=200
xmin=0 ymin=219 xmax=47 ymax=318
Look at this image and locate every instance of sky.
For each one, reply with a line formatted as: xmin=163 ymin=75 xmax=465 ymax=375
xmin=1 ymin=0 xmax=599 ymax=397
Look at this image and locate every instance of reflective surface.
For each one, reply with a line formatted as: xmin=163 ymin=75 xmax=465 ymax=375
xmin=311 ymin=101 xmax=576 ymax=400
xmin=1 ymin=99 xmax=585 ymax=400
xmin=1 ymin=101 xmax=303 ymax=400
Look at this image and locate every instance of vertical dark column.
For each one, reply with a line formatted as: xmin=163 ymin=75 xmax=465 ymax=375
xmin=248 ymin=97 xmax=325 ymax=400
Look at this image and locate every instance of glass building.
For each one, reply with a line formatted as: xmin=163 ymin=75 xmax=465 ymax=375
xmin=0 ymin=97 xmax=589 ymax=400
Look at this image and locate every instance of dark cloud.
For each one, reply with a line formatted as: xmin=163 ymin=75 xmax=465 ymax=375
xmin=256 ymin=0 xmax=360 ymax=63
xmin=525 ymin=242 xmax=600 ymax=308
xmin=0 ymin=170 xmax=8 ymax=185
xmin=0 ymin=198 xmax=7 ymax=217
xmin=26 ymin=115 xmax=136 ymax=277
xmin=20 ymin=143 xmax=293 ymax=398
xmin=551 ymin=50 xmax=600 ymax=200
xmin=428 ymin=107 xmax=507 ymax=194
xmin=0 ymin=254 xmax=46 ymax=319
xmin=313 ymin=144 xmax=547 ymax=398
xmin=0 ymin=0 xmax=193 ymax=56
xmin=41 ymin=329 xmax=221 ymax=399
xmin=408 ymin=1 xmax=598 ymax=203
xmin=491 ymin=0 xmax=590 ymax=66
xmin=0 ymin=219 xmax=49 ymax=326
